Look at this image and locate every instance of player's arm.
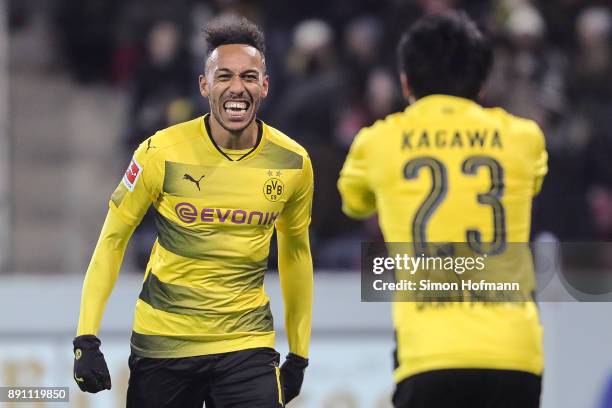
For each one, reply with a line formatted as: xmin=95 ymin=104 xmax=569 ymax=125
xmin=275 ymin=155 xmax=314 ymax=403
xmin=72 ymin=210 xmax=134 ymax=393
xmin=73 ymin=139 xmax=161 ymax=393
xmin=337 ymin=130 xmax=376 ymax=219
xmin=76 ymin=211 xmax=136 ymax=337
xmin=532 ymin=123 xmax=548 ymax=195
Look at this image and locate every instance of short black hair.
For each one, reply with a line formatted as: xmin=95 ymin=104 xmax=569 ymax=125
xmin=202 ymin=15 xmax=266 ymax=57
xmin=397 ymin=11 xmax=493 ymax=100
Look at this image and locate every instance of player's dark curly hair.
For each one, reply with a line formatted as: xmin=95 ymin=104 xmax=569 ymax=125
xmin=203 ymin=15 xmax=265 ymax=57
xmin=397 ymin=11 xmax=493 ymax=100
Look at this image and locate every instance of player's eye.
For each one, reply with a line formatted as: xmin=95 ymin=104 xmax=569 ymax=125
xmin=243 ymin=74 xmax=258 ymax=82
xmin=216 ymin=74 xmax=232 ymax=81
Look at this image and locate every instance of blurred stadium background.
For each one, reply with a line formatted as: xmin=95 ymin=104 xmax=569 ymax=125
xmin=1 ymin=0 xmax=612 ymax=406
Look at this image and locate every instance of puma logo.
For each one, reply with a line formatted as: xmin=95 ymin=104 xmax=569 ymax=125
xmin=146 ymin=139 xmax=156 ymax=153
xmin=183 ymin=173 xmax=205 ymax=190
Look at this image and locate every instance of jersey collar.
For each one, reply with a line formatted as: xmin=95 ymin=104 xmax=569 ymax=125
xmin=201 ymin=113 xmax=265 ymax=162
xmin=406 ymin=94 xmax=481 ymax=114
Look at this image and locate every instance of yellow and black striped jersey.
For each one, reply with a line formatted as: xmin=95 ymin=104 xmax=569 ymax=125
xmin=339 ymin=95 xmax=548 ymax=382
xmin=105 ymin=115 xmax=313 ymax=358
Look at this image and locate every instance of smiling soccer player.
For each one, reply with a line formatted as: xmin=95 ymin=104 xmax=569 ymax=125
xmin=73 ymin=16 xmax=313 ymax=407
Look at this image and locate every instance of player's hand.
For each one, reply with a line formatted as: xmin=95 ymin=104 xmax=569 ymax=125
xmin=73 ymin=335 xmax=112 ymax=393
xmin=280 ymin=353 xmax=308 ymax=403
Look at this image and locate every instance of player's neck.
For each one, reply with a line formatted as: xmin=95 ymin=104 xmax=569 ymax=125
xmin=208 ymin=115 xmax=259 ymax=150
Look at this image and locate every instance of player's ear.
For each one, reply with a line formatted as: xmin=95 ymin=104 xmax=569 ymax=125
xmin=199 ymin=74 xmax=209 ymax=98
xmin=400 ymin=72 xmax=411 ymax=102
xmin=261 ymin=74 xmax=269 ymax=98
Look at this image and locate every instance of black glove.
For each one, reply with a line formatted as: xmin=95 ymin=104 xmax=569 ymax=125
xmin=280 ymin=353 xmax=308 ymax=403
xmin=73 ymin=335 xmax=111 ymax=393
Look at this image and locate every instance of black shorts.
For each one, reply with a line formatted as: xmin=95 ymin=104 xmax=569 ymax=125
xmin=393 ymin=368 xmax=541 ymax=408
xmin=126 ymin=347 xmax=283 ymax=408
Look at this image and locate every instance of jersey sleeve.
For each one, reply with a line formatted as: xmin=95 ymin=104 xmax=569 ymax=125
xmin=532 ymin=123 xmax=548 ymax=195
xmin=277 ymin=224 xmax=313 ymax=358
xmin=337 ymin=129 xmax=377 ymax=218
xmin=109 ymin=136 xmax=163 ymax=226
xmin=76 ymin=209 xmax=136 ymax=335
xmin=275 ymin=154 xmax=314 ymax=236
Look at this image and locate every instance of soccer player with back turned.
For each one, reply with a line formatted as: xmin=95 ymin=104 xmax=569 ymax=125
xmin=72 ymin=16 xmax=313 ymax=407
xmin=339 ymin=12 xmax=547 ymax=408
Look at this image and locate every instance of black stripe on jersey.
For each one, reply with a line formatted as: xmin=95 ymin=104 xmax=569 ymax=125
xmin=110 ymin=183 xmax=128 ymax=207
xmin=138 ymin=272 xmax=273 ymax=333
xmin=245 ymin=141 xmax=304 ymax=169
xmin=130 ymin=329 xmax=275 ymax=358
xmin=204 ymin=114 xmax=263 ymax=162
xmin=154 ymin=211 xmax=271 ymax=263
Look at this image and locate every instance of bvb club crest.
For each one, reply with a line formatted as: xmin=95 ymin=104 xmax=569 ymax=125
xmin=263 ymin=172 xmax=285 ymax=202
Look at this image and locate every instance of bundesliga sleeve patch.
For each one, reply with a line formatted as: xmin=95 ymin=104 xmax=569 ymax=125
xmin=122 ymin=157 xmax=142 ymax=191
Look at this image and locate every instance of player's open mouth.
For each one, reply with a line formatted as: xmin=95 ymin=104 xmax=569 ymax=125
xmin=223 ymin=100 xmax=250 ymax=121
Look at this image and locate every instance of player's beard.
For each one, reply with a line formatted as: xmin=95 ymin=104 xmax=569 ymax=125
xmin=210 ymin=93 xmax=260 ymax=134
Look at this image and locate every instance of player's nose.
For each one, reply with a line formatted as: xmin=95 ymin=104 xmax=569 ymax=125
xmin=228 ymin=76 xmax=246 ymax=94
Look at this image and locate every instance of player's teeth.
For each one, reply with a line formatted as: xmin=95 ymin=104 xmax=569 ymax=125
xmin=224 ymin=102 xmax=247 ymax=109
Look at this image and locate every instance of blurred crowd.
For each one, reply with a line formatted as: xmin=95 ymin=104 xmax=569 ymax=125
xmin=11 ymin=0 xmax=612 ymax=269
